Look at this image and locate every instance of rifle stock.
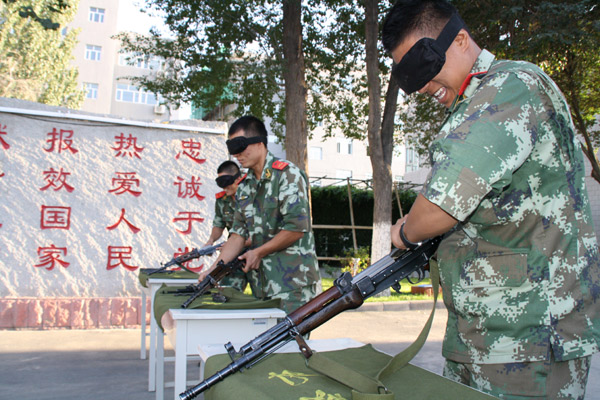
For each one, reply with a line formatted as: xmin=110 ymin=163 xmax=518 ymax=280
xmin=178 ymin=237 xmax=442 ymax=400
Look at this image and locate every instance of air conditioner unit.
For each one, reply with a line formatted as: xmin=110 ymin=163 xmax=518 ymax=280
xmin=154 ymin=104 xmax=166 ymax=114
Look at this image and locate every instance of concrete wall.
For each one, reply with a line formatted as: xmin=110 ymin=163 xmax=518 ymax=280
xmin=0 ymin=97 xmax=227 ymax=329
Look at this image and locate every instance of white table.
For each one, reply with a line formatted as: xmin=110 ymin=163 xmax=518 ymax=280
xmin=141 ymin=277 xmax=200 ymax=392
xmin=157 ymin=307 xmax=286 ymax=400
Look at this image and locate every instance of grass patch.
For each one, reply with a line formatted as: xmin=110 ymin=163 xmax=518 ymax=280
xmin=320 ymin=276 xmax=434 ymax=302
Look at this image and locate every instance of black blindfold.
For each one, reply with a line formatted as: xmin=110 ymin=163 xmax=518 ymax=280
xmin=226 ymin=136 xmax=267 ymax=155
xmin=392 ymin=13 xmax=464 ymax=94
xmin=216 ymin=172 xmax=241 ymax=189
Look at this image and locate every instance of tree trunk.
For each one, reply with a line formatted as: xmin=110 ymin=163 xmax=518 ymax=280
xmin=365 ymin=0 xmax=396 ymax=267
xmin=282 ymin=0 xmax=308 ymax=174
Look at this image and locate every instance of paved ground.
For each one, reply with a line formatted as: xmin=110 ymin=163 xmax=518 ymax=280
xmin=0 ymin=303 xmax=598 ymax=400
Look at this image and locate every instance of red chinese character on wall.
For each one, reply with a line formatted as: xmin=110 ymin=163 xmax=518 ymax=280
xmin=108 ymin=172 xmax=142 ymax=197
xmin=112 ymin=133 xmax=144 ymax=159
xmin=106 ymin=208 xmax=141 ymax=233
xmin=34 ymin=245 xmax=70 ymax=270
xmin=174 ymin=176 xmax=205 ymax=201
xmin=173 ymin=247 xmax=205 ymax=272
xmin=40 ymin=205 xmax=71 ymax=230
xmin=0 ymin=124 xmax=10 ymax=150
xmin=40 ymin=167 xmax=74 ymax=192
xmin=175 ymin=139 xmax=206 ymax=164
xmin=44 ymin=128 xmax=78 ymax=154
xmin=172 ymin=211 xmax=204 ymax=235
xmin=106 ymin=245 xmax=138 ymax=271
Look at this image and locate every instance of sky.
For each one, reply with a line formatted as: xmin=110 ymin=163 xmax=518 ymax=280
xmin=116 ymin=0 xmax=167 ymax=35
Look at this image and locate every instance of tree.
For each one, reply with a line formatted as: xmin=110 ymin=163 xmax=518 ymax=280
xmin=0 ymin=0 xmax=83 ymax=108
xmin=120 ymin=0 xmax=404 ymax=263
xmin=2 ymin=0 xmax=72 ymax=30
xmin=117 ymin=1 xmax=312 ymax=168
xmin=398 ymin=1 xmax=600 ymax=182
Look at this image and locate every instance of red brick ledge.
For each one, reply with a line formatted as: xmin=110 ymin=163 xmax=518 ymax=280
xmin=0 ymin=297 xmax=151 ymax=330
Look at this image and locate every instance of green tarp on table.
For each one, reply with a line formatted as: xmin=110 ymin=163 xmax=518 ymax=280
xmin=153 ymin=286 xmax=282 ymax=331
xmin=138 ymin=269 xmax=199 ymax=288
xmin=202 ymin=344 xmax=497 ymax=400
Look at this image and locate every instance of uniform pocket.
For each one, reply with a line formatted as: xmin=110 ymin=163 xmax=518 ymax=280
xmin=460 ymin=249 xmax=528 ymax=288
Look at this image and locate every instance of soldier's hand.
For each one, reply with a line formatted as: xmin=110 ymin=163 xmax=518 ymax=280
xmin=391 ymin=217 xmax=407 ymax=249
xmin=240 ymin=249 xmax=262 ymax=273
xmin=197 ymin=264 xmax=214 ymax=282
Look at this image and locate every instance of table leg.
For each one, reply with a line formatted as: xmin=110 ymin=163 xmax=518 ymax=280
xmin=141 ymin=288 xmax=147 ymax=360
xmin=156 ymin=327 xmax=165 ymax=400
xmin=174 ymin=319 xmax=188 ymax=400
xmin=148 ymin=284 xmax=159 ymax=391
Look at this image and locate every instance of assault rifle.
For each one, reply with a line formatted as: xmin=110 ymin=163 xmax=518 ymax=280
xmin=170 ymin=252 xmax=247 ymax=309
xmin=141 ymin=242 xmax=223 ymax=276
xmin=179 ymin=236 xmax=442 ymax=400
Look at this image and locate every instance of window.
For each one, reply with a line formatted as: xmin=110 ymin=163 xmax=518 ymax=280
xmin=84 ymin=83 xmax=98 ymax=99
xmin=309 ymin=147 xmax=322 ymax=160
xmin=115 ymin=84 xmax=159 ymax=105
xmin=337 ymin=138 xmax=353 ymax=155
xmin=85 ymin=45 xmax=102 ymax=61
xmin=118 ymin=53 xmax=164 ymax=70
xmin=89 ymin=7 xmax=105 ymax=23
xmin=405 ymin=147 xmax=420 ymax=173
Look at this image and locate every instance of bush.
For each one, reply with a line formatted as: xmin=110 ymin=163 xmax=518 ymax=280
xmin=311 ymin=185 xmax=417 ymax=260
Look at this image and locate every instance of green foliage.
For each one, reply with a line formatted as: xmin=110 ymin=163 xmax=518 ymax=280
xmin=116 ymin=0 xmax=398 ymax=142
xmin=2 ymin=0 xmax=71 ymax=30
xmin=341 ymin=246 xmax=371 ymax=276
xmin=115 ymin=0 xmax=287 ymax=134
xmin=0 ymin=0 xmax=83 ymax=107
xmin=311 ymin=185 xmax=417 ymax=260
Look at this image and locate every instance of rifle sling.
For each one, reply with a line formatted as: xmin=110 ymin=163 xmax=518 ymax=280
xmin=306 ymin=258 xmax=440 ymax=400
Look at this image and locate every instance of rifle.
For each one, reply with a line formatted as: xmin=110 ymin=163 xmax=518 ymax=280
xmin=141 ymin=242 xmax=223 ymax=276
xmin=177 ymin=253 xmax=247 ymax=309
xmin=178 ymin=236 xmax=442 ymax=400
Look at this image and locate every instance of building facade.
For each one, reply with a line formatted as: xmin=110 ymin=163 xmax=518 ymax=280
xmin=68 ymin=0 xmax=188 ymax=122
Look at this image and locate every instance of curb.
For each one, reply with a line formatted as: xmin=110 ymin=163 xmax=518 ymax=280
xmin=349 ymin=300 xmax=446 ymax=312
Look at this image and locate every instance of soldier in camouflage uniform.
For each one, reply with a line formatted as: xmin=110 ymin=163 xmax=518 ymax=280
xmin=200 ymin=116 xmax=321 ymax=313
xmin=203 ymin=160 xmax=250 ymax=292
xmin=382 ymin=1 xmax=600 ymax=398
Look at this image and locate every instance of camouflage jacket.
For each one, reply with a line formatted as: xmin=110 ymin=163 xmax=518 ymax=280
xmin=423 ymin=50 xmax=600 ymax=364
xmin=212 ymin=192 xmax=235 ymax=230
xmin=230 ymin=151 xmax=320 ymax=300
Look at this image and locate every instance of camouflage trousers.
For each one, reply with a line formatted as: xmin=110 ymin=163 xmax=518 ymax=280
xmin=271 ymin=282 xmax=322 ymax=313
xmin=220 ymin=270 xmax=249 ymax=293
xmin=443 ymin=352 xmax=592 ymax=399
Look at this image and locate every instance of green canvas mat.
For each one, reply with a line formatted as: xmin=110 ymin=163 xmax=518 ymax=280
xmin=153 ymin=285 xmax=282 ymax=331
xmin=202 ymin=344 xmax=497 ymax=400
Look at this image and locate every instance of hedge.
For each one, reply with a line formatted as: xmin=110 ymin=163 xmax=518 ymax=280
xmin=310 ymin=185 xmax=417 ymax=262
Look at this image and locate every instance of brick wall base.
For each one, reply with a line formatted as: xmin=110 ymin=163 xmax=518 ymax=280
xmin=0 ymin=297 xmax=151 ymax=330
